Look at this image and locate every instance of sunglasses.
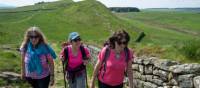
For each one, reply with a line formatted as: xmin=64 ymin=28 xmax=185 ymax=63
xmin=72 ymin=37 xmax=81 ymax=42
xmin=117 ymin=41 xmax=127 ymax=45
xmin=29 ymin=35 xmax=39 ymax=39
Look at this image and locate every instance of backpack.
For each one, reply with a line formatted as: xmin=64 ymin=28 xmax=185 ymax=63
xmin=63 ymin=45 xmax=88 ymax=71
xmin=100 ymin=46 xmax=130 ymax=79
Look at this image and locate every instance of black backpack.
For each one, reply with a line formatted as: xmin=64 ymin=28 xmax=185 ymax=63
xmin=100 ymin=47 xmax=130 ymax=79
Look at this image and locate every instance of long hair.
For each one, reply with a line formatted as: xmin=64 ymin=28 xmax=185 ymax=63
xmin=20 ymin=26 xmax=48 ymax=50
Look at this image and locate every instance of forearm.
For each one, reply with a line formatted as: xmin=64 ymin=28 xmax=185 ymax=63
xmin=128 ymin=70 xmax=134 ymax=88
xmin=50 ymin=62 xmax=54 ymax=75
xmin=21 ymin=55 xmax=25 ymax=75
xmin=127 ymin=61 xmax=134 ymax=88
xmin=91 ymin=60 xmax=101 ymax=84
xmin=48 ymin=58 xmax=54 ymax=75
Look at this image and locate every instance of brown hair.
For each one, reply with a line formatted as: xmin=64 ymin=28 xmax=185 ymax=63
xmin=105 ymin=29 xmax=130 ymax=49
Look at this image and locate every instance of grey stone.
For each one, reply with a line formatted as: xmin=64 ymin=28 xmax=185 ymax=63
xmin=145 ymin=65 xmax=153 ymax=74
xmin=148 ymin=57 xmax=160 ymax=65
xmin=169 ymin=64 xmax=200 ymax=74
xmin=139 ymin=65 xmax=145 ymax=74
xmin=145 ymin=75 xmax=153 ymax=82
xmin=153 ymin=69 xmax=169 ymax=81
xmin=143 ymin=82 xmax=158 ymax=88
xmin=135 ymin=79 xmax=145 ymax=88
xmin=154 ymin=59 xmax=179 ymax=71
xmin=133 ymin=71 xmax=142 ymax=79
xmin=151 ymin=78 xmax=164 ymax=86
xmin=178 ymin=74 xmax=194 ymax=88
xmin=134 ymin=57 xmax=144 ymax=64
xmin=172 ymin=86 xmax=180 ymax=88
xmin=168 ymin=79 xmax=178 ymax=86
xmin=132 ymin=64 xmax=139 ymax=71
xmin=194 ymin=76 xmax=200 ymax=88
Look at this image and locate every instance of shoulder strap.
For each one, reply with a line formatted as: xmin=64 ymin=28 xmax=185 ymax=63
xmin=124 ymin=47 xmax=130 ymax=63
xmin=102 ymin=47 xmax=110 ymax=66
xmin=64 ymin=47 xmax=69 ymax=70
xmin=101 ymin=47 xmax=110 ymax=79
xmin=124 ymin=47 xmax=130 ymax=77
xmin=80 ymin=45 xmax=87 ymax=60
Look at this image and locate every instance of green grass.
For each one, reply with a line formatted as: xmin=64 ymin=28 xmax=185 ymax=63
xmin=0 ymin=0 xmax=200 ymax=87
xmin=0 ymin=49 xmax=20 ymax=72
xmin=114 ymin=10 xmax=200 ymax=63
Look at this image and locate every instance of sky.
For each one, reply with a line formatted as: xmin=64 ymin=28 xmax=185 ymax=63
xmin=0 ymin=0 xmax=200 ymax=9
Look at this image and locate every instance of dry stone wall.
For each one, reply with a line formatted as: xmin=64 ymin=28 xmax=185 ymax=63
xmin=86 ymin=45 xmax=200 ymax=88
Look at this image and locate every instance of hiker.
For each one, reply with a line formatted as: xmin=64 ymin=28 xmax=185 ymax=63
xmin=90 ymin=29 xmax=135 ymax=88
xmin=60 ymin=32 xmax=91 ymax=88
xmin=20 ymin=27 xmax=56 ymax=88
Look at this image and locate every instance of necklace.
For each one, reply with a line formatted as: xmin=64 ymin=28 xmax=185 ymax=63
xmin=114 ymin=48 xmax=122 ymax=60
xmin=115 ymin=53 xmax=120 ymax=59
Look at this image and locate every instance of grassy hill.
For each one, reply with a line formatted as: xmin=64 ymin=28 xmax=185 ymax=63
xmin=0 ymin=0 xmax=200 ymax=87
xmin=0 ymin=0 xmax=137 ymax=87
xmin=0 ymin=0 xmax=138 ymax=45
xmin=114 ymin=10 xmax=200 ymax=62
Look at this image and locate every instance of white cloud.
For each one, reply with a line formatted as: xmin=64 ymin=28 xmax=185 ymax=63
xmin=0 ymin=0 xmax=58 ymax=6
xmin=97 ymin=0 xmax=200 ymax=8
xmin=0 ymin=0 xmax=200 ymax=8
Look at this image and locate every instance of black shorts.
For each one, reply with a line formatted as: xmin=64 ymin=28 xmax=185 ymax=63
xmin=98 ymin=79 xmax=123 ymax=88
xmin=25 ymin=75 xmax=50 ymax=88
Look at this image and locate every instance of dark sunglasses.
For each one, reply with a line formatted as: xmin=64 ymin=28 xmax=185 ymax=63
xmin=72 ymin=37 xmax=81 ymax=42
xmin=29 ymin=35 xmax=39 ymax=39
xmin=117 ymin=41 xmax=127 ymax=45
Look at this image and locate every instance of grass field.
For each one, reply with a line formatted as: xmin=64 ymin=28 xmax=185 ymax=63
xmin=0 ymin=0 xmax=200 ymax=87
xmin=114 ymin=10 xmax=200 ymax=62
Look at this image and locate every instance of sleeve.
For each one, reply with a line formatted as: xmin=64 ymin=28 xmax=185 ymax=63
xmin=84 ymin=47 xmax=91 ymax=59
xmin=20 ymin=47 xmax=26 ymax=55
xmin=98 ymin=47 xmax=107 ymax=63
xmin=128 ymin=48 xmax=135 ymax=62
xmin=59 ymin=47 xmax=66 ymax=61
xmin=47 ymin=45 xmax=57 ymax=59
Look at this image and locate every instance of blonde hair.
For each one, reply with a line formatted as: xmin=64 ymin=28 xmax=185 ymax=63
xmin=20 ymin=26 xmax=48 ymax=50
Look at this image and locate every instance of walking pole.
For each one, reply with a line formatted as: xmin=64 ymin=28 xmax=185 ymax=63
xmin=85 ymin=65 xmax=88 ymax=88
xmin=62 ymin=61 xmax=67 ymax=88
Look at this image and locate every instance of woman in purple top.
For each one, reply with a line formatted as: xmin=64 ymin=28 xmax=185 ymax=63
xmin=20 ymin=27 xmax=56 ymax=88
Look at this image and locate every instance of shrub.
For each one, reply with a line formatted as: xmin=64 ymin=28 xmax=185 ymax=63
xmin=178 ymin=39 xmax=200 ymax=60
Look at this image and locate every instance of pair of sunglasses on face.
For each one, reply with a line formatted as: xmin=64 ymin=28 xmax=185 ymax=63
xmin=29 ymin=35 xmax=39 ymax=39
xmin=72 ymin=37 xmax=81 ymax=42
xmin=117 ymin=40 xmax=127 ymax=45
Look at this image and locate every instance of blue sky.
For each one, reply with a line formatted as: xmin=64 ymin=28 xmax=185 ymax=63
xmin=0 ymin=0 xmax=200 ymax=9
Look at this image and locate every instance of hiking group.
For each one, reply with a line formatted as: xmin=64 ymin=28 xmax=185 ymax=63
xmin=20 ymin=26 xmax=135 ymax=88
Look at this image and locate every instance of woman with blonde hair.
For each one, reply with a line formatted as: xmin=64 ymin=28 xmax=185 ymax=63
xmin=20 ymin=26 xmax=56 ymax=88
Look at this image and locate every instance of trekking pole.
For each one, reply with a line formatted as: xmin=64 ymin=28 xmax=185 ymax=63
xmin=85 ymin=65 xmax=88 ymax=88
xmin=62 ymin=61 xmax=67 ymax=88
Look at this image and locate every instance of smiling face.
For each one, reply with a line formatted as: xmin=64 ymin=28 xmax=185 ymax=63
xmin=115 ymin=38 xmax=127 ymax=51
xmin=29 ymin=32 xmax=40 ymax=46
xmin=71 ymin=37 xmax=81 ymax=47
